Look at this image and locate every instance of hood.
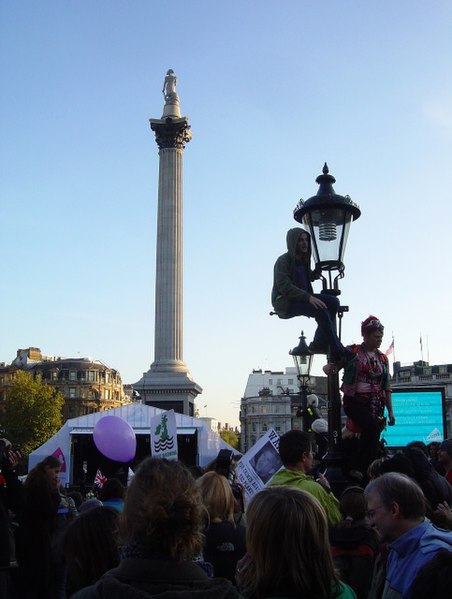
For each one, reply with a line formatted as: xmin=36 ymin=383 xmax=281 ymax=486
xmin=286 ymin=227 xmax=311 ymax=260
xmin=330 ymin=522 xmax=379 ymax=550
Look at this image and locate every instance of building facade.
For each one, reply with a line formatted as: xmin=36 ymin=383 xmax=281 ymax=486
xmin=239 ymin=367 xmax=328 ymax=452
xmin=0 ymin=347 xmax=129 ymax=421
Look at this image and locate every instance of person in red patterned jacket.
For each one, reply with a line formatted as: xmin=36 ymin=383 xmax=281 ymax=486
xmin=324 ymin=316 xmax=395 ymax=479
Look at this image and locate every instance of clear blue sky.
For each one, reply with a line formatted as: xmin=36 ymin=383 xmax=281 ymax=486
xmin=1 ymin=1 xmax=451 ymax=427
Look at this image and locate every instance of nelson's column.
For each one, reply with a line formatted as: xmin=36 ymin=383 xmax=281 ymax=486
xmin=133 ymin=70 xmax=202 ymax=416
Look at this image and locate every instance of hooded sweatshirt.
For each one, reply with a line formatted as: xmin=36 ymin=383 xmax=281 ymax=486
xmin=271 ymin=227 xmax=317 ymax=318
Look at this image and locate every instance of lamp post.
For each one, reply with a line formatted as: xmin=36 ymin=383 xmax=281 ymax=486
xmin=293 ymin=164 xmax=361 ymax=489
xmin=289 ymin=331 xmax=314 ymax=427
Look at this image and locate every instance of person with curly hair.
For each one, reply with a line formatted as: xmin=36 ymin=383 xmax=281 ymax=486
xmin=72 ymin=457 xmax=240 ymax=598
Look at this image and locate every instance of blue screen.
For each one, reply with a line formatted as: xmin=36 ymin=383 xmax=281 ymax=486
xmin=380 ymin=389 xmax=445 ymax=447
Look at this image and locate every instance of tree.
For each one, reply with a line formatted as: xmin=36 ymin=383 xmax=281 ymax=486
xmin=219 ymin=429 xmax=239 ymax=450
xmin=2 ymin=370 xmax=64 ymax=457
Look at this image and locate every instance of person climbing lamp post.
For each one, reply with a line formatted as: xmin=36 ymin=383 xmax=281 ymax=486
xmin=293 ymin=164 xmax=361 ymax=491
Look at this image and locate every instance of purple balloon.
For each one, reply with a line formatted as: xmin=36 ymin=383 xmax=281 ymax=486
xmin=93 ymin=416 xmax=136 ymax=462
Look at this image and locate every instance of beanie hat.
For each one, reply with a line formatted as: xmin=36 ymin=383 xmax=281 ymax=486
xmin=306 ymin=394 xmax=319 ymax=407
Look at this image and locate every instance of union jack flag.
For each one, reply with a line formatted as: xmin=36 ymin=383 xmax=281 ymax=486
xmin=94 ymin=469 xmax=107 ymax=488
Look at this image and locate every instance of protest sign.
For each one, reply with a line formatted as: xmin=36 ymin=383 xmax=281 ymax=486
xmin=236 ymin=428 xmax=282 ymax=503
xmin=150 ymin=409 xmax=178 ymax=460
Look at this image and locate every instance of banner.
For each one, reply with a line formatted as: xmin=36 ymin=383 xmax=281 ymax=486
xmin=236 ymin=428 xmax=282 ymax=503
xmin=150 ymin=409 xmax=178 ymax=460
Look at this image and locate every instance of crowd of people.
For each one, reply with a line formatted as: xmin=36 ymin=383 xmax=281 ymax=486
xmin=1 ymin=429 xmax=452 ymax=599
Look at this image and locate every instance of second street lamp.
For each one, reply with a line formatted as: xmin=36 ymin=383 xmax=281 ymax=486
xmin=289 ymin=330 xmax=313 ymax=413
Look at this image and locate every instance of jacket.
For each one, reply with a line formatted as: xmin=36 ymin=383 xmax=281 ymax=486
xmin=329 ymin=522 xmax=380 ymax=599
xmin=202 ymin=520 xmax=246 ymax=582
xmin=267 ymin=468 xmax=341 ymax=527
xmin=71 ymin=557 xmax=241 ymax=599
xmin=382 ymin=520 xmax=452 ymax=599
xmin=271 ymin=227 xmax=317 ymax=318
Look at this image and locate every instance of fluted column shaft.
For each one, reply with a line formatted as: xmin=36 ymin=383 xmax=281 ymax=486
xmin=149 ymin=117 xmax=191 ymax=374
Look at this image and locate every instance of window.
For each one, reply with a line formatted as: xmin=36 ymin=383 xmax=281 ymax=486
xmin=262 ymin=423 xmax=268 ymax=432
xmin=88 ymin=371 xmax=96 ymax=382
xmin=252 ymin=423 xmax=257 ymax=432
xmin=275 ymin=424 xmax=281 ymax=432
xmin=51 ymin=371 xmax=58 ymax=381
xmin=439 ymin=366 xmax=447 ymax=374
xmin=69 ymin=370 xmax=77 ymax=381
xmin=104 ymin=389 xmax=110 ymax=400
xmin=69 ymin=388 xmax=76 ymax=399
xmin=268 ymin=379 xmax=273 ymax=385
xmin=261 ymin=405 xmax=267 ymax=414
xmin=288 ymin=379 xmax=294 ymax=385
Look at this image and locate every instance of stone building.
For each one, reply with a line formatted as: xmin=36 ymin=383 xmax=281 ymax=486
xmin=239 ymin=367 xmax=328 ymax=452
xmin=0 ymin=347 xmax=129 ymax=421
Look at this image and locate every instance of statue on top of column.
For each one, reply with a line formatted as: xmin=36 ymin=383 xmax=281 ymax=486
xmin=162 ymin=69 xmax=179 ymax=104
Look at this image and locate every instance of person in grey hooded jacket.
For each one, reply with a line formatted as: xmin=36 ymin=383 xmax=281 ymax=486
xmin=272 ymin=227 xmax=348 ymax=360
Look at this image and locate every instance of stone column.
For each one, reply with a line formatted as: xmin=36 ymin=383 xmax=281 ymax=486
xmin=133 ymin=71 xmax=202 ymax=416
xmin=150 ymin=118 xmax=191 ymax=373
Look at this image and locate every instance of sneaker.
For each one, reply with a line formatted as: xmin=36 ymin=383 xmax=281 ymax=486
xmin=331 ymin=347 xmax=355 ymax=366
xmin=308 ymin=342 xmax=329 ymax=354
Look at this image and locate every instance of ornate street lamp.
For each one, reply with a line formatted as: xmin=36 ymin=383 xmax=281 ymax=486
xmin=293 ymin=163 xmax=361 ymax=294
xmin=293 ymin=164 xmax=361 ymax=492
xmin=289 ymin=331 xmax=313 ymax=421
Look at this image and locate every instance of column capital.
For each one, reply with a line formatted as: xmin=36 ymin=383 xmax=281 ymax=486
xmin=149 ymin=117 xmax=192 ymax=150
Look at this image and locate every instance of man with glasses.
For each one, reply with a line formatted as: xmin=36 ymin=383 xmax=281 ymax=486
xmin=364 ymin=472 xmax=452 ymax=599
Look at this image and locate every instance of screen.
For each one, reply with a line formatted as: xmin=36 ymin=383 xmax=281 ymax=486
xmin=380 ymin=388 xmax=445 ymax=448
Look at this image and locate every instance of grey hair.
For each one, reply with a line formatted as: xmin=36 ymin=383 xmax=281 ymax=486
xmin=365 ymin=472 xmax=425 ymax=520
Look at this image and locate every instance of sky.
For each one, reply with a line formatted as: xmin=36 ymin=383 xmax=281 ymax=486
xmin=1 ymin=1 xmax=452 ymax=428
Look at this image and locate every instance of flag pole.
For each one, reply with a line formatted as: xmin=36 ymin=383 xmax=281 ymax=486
xmin=392 ymin=333 xmax=396 ymax=364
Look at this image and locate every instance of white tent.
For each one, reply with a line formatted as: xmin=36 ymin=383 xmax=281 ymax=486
xmin=28 ymin=403 xmax=239 ymax=486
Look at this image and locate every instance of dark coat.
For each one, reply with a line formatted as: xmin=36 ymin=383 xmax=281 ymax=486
xmin=0 ymin=468 xmax=24 ymax=568
xmin=202 ymin=520 xmax=246 ymax=583
xmin=71 ymin=557 xmax=241 ymax=599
